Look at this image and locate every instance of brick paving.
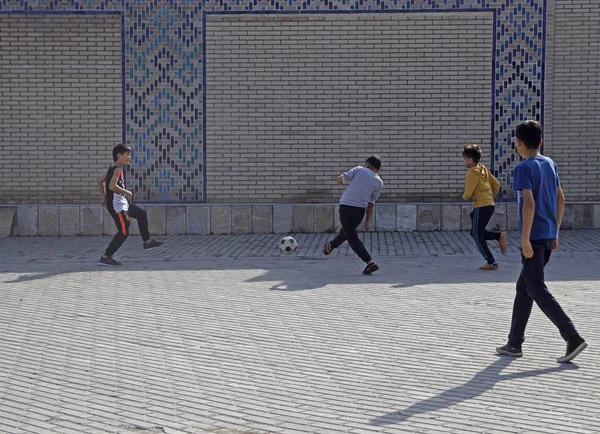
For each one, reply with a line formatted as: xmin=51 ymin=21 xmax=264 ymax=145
xmin=0 ymin=230 xmax=599 ymax=433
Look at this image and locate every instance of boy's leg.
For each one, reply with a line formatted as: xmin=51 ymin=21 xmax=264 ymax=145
xmin=507 ymin=265 xmax=534 ymax=347
xmin=471 ymin=207 xmax=496 ymax=265
xmin=104 ymin=211 xmax=129 ymax=257
xmin=324 ymin=228 xmax=346 ymax=255
xmin=127 ymin=203 xmax=150 ymax=242
xmin=330 ymin=229 xmax=347 ymax=250
xmin=484 ymin=229 xmax=501 ymax=241
xmin=330 ymin=205 xmax=351 ymax=249
xmin=482 ymin=210 xmax=506 ymax=253
xmin=522 ymin=240 xmax=579 ymax=341
xmin=342 ymin=207 xmax=372 ymax=264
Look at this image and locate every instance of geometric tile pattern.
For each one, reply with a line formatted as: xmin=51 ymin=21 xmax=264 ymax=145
xmin=1 ymin=0 xmax=546 ymax=201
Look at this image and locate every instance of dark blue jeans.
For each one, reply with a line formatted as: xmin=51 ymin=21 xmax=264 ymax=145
xmin=470 ymin=206 xmax=500 ymax=265
xmin=508 ymin=239 xmax=578 ymax=346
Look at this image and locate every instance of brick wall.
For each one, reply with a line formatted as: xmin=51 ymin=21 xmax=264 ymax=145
xmin=1 ymin=7 xmax=597 ymax=208
xmin=549 ymin=0 xmax=600 ymax=201
xmin=205 ymin=12 xmax=494 ymax=203
xmin=0 ymin=14 xmax=122 ymax=205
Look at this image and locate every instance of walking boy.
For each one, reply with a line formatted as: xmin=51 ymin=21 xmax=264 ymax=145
xmin=462 ymin=144 xmax=507 ymax=270
xmin=98 ymin=143 xmax=163 ymax=265
xmin=496 ymin=120 xmax=587 ymax=363
xmin=323 ymin=155 xmax=383 ymax=275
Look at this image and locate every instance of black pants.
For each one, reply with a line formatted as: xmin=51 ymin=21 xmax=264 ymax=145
xmin=105 ymin=204 xmax=150 ymax=257
xmin=330 ymin=205 xmax=372 ymax=263
xmin=508 ymin=239 xmax=578 ymax=346
xmin=470 ymin=206 xmax=501 ymax=265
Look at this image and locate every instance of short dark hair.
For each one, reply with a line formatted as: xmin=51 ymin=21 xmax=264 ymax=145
xmin=516 ymin=120 xmax=542 ymax=150
xmin=112 ymin=143 xmax=132 ymax=161
xmin=462 ymin=144 xmax=482 ymax=163
xmin=366 ymin=155 xmax=381 ymax=170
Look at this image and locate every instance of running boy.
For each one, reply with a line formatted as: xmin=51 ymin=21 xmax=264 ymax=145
xmin=496 ymin=120 xmax=587 ymax=363
xmin=323 ymin=155 xmax=383 ymax=275
xmin=98 ymin=143 xmax=163 ymax=265
xmin=462 ymin=144 xmax=507 ymax=270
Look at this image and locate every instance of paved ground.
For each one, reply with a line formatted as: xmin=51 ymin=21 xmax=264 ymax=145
xmin=0 ymin=230 xmax=599 ymax=433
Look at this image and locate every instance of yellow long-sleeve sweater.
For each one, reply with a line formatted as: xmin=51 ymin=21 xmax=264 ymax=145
xmin=463 ymin=164 xmax=500 ymax=208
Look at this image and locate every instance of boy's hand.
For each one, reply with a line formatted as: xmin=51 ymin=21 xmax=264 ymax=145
xmin=124 ymin=191 xmax=133 ymax=202
xmin=364 ymin=220 xmax=371 ymax=231
xmin=521 ymin=239 xmax=534 ymax=258
xmin=552 ymin=238 xmax=559 ymax=252
xmin=101 ymin=198 xmax=107 ymax=208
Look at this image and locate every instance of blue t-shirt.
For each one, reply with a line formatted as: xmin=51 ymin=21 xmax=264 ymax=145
xmin=513 ymin=155 xmax=560 ymax=240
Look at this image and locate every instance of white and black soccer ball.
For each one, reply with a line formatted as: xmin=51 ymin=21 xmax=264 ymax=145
xmin=279 ymin=236 xmax=298 ymax=254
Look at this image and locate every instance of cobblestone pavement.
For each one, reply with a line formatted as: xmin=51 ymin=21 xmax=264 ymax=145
xmin=1 ymin=231 xmax=599 ymax=433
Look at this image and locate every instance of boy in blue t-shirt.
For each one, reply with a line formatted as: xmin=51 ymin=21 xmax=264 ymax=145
xmin=496 ymin=120 xmax=587 ymax=363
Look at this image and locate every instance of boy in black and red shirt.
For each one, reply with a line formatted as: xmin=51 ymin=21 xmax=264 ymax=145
xmin=97 ymin=143 xmax=163 ymax=265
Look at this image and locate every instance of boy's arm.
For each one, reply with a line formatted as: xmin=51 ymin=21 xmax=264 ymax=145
xmin=490 ymin=174 xmax=501 ymax=197
xmin=364 ymin=203 xmax=374 ymax=231
xmin=556 ymin=186 xmax=565 ymax=230
xmin=339 ymin=166 xmax=360 ymax=184
xmin=97 ymin=173 xmax=107 ymax=205
xmin=462 ymin=170 xmax=478 ymax=200
xmin=521 ymin=189 xmax=535 ymax=258
xmin=553 ymin=186 xmax=566 ymax=252
xmin=365 ymin=185 xmax=383 ymax=231
xmin=108 ymin=168 xmax=132 ymax=201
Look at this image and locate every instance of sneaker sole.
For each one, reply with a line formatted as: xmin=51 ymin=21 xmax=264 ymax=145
xmin=143 ymin=244 xmax=164 ymax=252
xmin=496 ymin=349 xmax=523 ymax=357
xmin=557 ymin=342 xmax=588 ymax=363
xmin=363 ymin=266 xmax=379 ymax=275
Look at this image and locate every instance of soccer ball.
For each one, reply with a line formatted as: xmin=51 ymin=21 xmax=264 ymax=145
xmin=279 ymin=236 xmax=298 ymax=254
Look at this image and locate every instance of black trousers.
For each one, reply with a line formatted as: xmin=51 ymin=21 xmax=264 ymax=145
xmin=470 ymin=206 xmax=501 ymax=265
xmin=508 ymin=239 xmax=578 ymax=346
xmin=104 ymin=204 xmax=150 ymax=257
xmin=330 ymin=205 xmax=372 ymax=263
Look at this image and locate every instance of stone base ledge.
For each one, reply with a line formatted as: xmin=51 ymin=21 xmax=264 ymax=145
xmin=1 ymin=203 xmax=599 ymax=237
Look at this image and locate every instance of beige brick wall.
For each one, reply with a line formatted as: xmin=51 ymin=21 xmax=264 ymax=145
xmin=549 ymin=0 xmax=600 ymax=201
xmin=205 ymin=12 xmax=494 ymax=203
xmin=0 ymin=14 xmax=122 ymax=205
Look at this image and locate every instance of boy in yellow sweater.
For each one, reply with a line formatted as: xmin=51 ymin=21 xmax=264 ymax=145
xmin=463 ymin=144 xmax=507 ymax=270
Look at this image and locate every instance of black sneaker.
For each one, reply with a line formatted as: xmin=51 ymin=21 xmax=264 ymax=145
xmin=323 ymin=242 xmax=333 ymax=256
xmin=496 ymin=343 xmax=523 ymax=357
xmin=557 ymin=335 xmax=587 ymax=363
xmin=363 ymin=262 xmax=379 ymax=275
xmin=99 ymin=256 xmax=121 ymax=266
xmin=143 ymin=239 xmax=164 ymax=250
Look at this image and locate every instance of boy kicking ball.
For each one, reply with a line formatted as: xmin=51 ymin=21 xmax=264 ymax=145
xmin=323 ymin=155 xmax=383 ymax=275
xmin=97 ymin=143 xmax=163 ymax=266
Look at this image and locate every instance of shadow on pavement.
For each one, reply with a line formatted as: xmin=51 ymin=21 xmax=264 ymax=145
xmin=2 ymin=251 xmax=599 ymax=291
xmin=369 ymin=356 xmax=579 ymax=425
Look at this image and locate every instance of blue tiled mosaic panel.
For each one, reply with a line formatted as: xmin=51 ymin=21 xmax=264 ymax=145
xmin=124 ymin=1 xmax=203 ymax=201
xmin=1 ymin=0 xmax=546 ymax=200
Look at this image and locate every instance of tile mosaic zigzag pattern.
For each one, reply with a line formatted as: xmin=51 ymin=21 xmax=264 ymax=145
xmin=125 ymin=0 xmax=203 ymax=201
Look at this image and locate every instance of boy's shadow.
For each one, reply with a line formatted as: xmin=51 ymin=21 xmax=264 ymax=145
xmin=370 ymin=356 xmax=578 ymax=426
